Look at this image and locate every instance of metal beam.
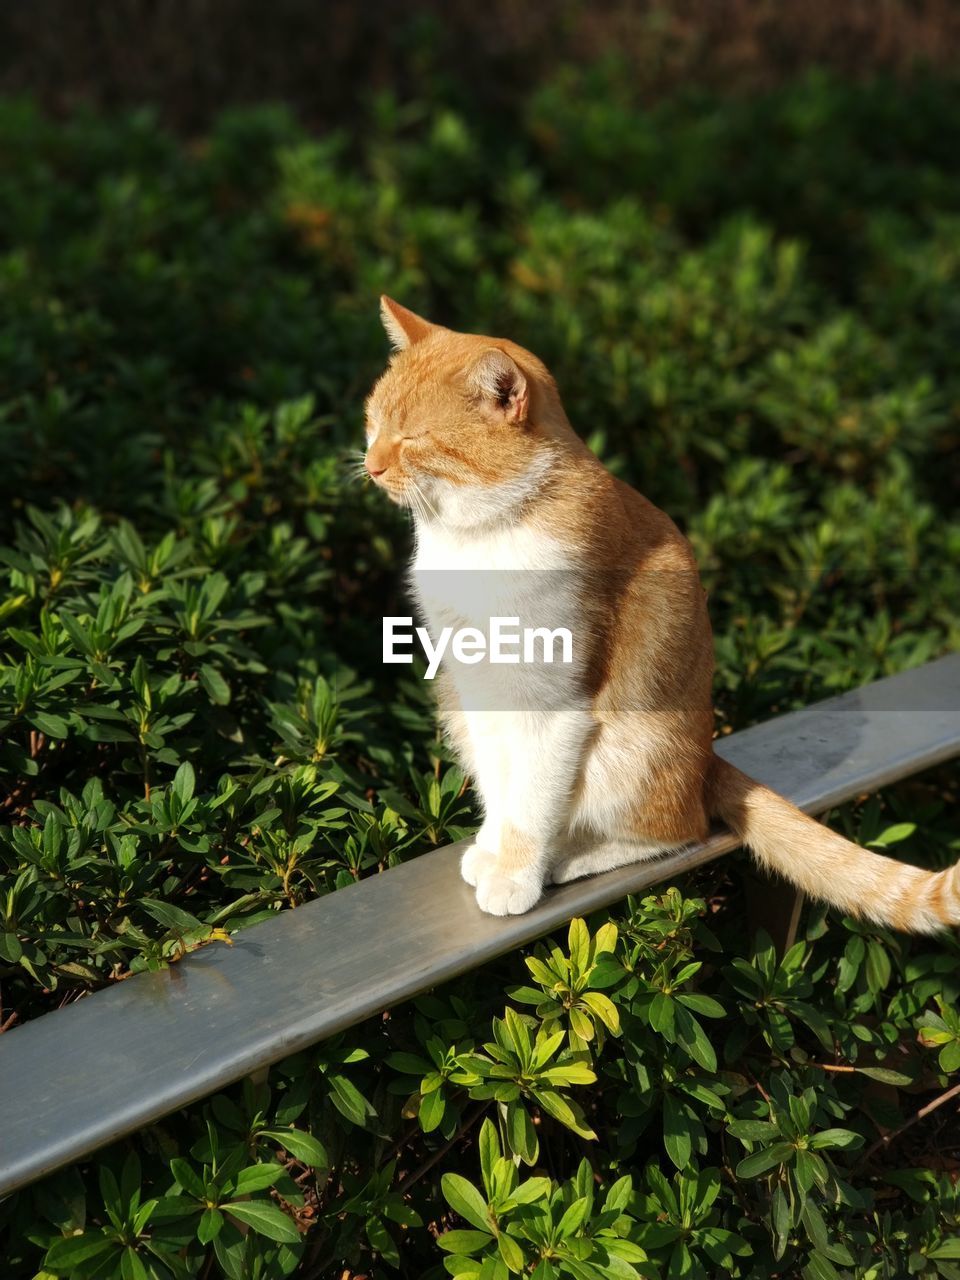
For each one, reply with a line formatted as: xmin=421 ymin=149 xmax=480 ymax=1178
xmin=1 ymin=655 xmax=958 ymax=1196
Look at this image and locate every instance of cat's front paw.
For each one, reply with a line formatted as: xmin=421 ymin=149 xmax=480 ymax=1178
xmin=475 ymin=869 xmax=543 ymax=916
xmin=460 ymin=843 xmax=495 ymax=888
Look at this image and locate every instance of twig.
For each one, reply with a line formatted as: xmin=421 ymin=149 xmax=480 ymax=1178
xmin=859 ymin=1080 xmax=960 ymax=1168
xmin=397 ymin=1102 xmax=489 ymax=1193
xmin=377 ymin=1086 xmax=470 ymax=1169
xmin=719 ymin=1125 xmax=754 ymax=1218
xmin=0 ymin=982 xmax=15 ymax=1033
xmin=749 ymin=1072 xmax=772 ymax=1105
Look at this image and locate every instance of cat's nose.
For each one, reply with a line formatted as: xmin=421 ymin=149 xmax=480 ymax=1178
xmin=365 ymin=457 xmax=387 ymax=477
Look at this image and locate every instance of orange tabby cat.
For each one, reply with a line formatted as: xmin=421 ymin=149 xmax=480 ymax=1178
xmin=365 ymin=296 xmax=959 ymax=931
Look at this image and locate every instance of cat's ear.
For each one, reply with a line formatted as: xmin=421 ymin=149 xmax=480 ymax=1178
xmin=471 ymin=349 xmax=529 ymax=425
xmin=379 ymin=296 xmax=437 ymax=350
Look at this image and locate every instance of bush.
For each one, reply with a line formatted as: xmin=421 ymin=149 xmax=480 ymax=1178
xmin=0 ymin=67 xmax=958 ymax=1279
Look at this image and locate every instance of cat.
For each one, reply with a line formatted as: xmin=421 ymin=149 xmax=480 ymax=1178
xmin=364 ymin=295 xmax=959 ymax=932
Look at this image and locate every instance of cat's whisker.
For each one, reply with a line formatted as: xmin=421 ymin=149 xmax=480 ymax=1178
xmin=409 ymin=479 xmax=439 ymax=522
xmin=406 ymin=485 xmax=429 ymax=523
xmin=342 ymin=453 xmax=372 ymax=486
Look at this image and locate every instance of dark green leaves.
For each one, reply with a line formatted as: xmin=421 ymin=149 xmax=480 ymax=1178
xmin=6 ymin=65 xmax=960 ymax=1280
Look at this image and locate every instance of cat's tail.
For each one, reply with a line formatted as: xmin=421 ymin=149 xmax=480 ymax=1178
xmin=707 ymin=755 xmax=959 ymax=934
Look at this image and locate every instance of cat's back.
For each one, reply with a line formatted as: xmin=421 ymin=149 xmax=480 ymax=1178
xmin=537 ymin=451 xmax=698 ymax=577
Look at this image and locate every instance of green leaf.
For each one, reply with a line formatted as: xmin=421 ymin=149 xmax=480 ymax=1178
xmin=120 ymin=1248 xmax=150 ymax=1280
xmin=726 ymin=1120 xmax=780 ymax=1141
xmin=581 ymin=991 xmax=621 ymax=1034
xmin=44 ymin=1232 xmax=116 ymax=1268
xmin=197 ymin=1207 xmax=224 ymax=1245
xmin=648 ymin=992 xmax=674 ymax=1036
xmin=478 ymin=1117 xmax=499 ymax=1196
xmin=0 ymin=932 xmax=23 ymax=963
xmin=231 ymin=1163 xmax=286 ymax=1194
xmin=225 ymin=1199 xmax=301 ymax=1243
xmin=593 ymin=921 xmax=618 ymax=955
xmin=99 ymin=1165 xmax=122 ymax=1227
xmin=149 ymin=1195 xmax=199 ymax=1224
xmin=28 ymin=711 xmax=70 ymax=739
xmin=807 ymin=1128 xmax=864 ymax=1150
xmin=498 ymin=1230 xmax=525 ymax=1273
xmin=533 ymin=1088 xmax=596 ymax=1140
xmin=199 ymin=664 xmax=231 ymax=705
xmin=865 ymin=940 xmax=892 ymax=993
xmin=511 ymin=1176 xmax=552 ymax=1206
xmin=120 ymin=1151 xmax=142 ymax=1214
xmin=505 ymin=1100 xmax=538 ymax=1164
xmin=540 ymin=1061 xmax=595 ymax=1086
xmin=531 ymin=1262 xmax=558 ymax=1280
xmin=438 ymin=1229 xmax=494 ymax=1254
xmin=385 ymin=1051 xmax=432 ymax=1075
xmin=212 ymin=1220 xmax=247 ymax=1280
xmin=568 ymin=918 xmax=590 ymax=974
xmin=526 ymin=956 xmax=562 ymax=989
xmin=140 ymin=899 xmax=203 ymax=933
xmin=590 ymin=956 xmax=626 ymax=989
xmin=366 ymin=1214 xmax=399 ymax=1267
xmin=675 ymin=992 xmax=725 ymax=1018
xmin=171 ymin=760 xmax=195 ymax=804
xmin=736 ymin=1143 xmax=795 ymax=1178
xmin=442 ymin=1173 xmax=492 ymax=1233
xmin=569 ymin=1005 xmax=595 ymax=1041
xmin=169 ymin=1157 xmax=206 ymax=1201
xmin=803 ymin=1253 xmax=841 ymax=1280
xmin=419 ymin=1087 xmax=446 ymax=1132
xmin=604 ymin=1175 xmax=632 ymax=1212
xmin=794 ymin=1148 xmax=827 ymax=1194
xmin=801 ymin=1197 xmax=830 ymax=1251
xmin=663 ymin=1093 xmax=692 ymax=1171
xmin=868 ymin=823 xmax=916 ymax=848
xmin=771 ymin=1183 xmax=790 ymax=1259
xmin=557 ymin=1196 xmax=590 ymax=1238
xmin=258 ymin=1127 xmax=328 ymax=1168
xmin=857 ymin=1066 xmax=913 ymax=1085
xmin=673 ymin=1004 xmax=717 ymax=1072
xmin=327 ymin=1072 xmax=374 ymax=1127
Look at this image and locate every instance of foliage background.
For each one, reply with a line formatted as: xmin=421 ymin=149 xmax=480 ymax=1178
xmin=0 ymin=3 xmax=959 ymax=1277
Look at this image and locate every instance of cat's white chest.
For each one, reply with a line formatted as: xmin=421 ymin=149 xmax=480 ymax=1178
xmin=411 ymin=520 xmax=574 ymax=630
xmin=412 ymin=519 xmax=568 ymax=575
xmin=408 ymin=516 xmax=585 ymax=719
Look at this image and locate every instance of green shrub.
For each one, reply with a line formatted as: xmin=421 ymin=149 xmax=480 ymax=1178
xmin=0 ymin=66 xmax=958 ymax=1279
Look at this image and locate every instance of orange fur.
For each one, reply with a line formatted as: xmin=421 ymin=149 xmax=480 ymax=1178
xmin=366 ymin=297 xmax=959 ymax=931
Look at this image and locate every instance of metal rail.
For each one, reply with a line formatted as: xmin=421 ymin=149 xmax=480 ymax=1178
xmin=1 ymin=655 xmax=959 ymax=1196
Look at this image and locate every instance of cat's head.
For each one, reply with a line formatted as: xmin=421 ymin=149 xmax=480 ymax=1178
xmin=364 ymin=298 xmax=577 ymax=528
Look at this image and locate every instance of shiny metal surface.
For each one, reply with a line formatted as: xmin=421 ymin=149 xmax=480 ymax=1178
xmin=1 ymin=654 xmax=958 ymax=1195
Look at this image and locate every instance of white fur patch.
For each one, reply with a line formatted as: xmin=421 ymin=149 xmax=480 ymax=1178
xmin=414 ymin=449 xmax=557 ymax=535
xmin=405 ymin=451 xmax=599 ymax=915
